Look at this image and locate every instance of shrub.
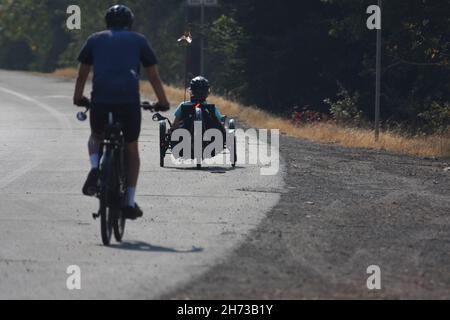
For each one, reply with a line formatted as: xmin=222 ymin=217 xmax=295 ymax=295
xmin=291 ymin=106 xmax=329 ymax=126
xmin=324 ymin=83 xmax=364 ymax=126
xmin=418 ymin=101 xmax=450 ymax=134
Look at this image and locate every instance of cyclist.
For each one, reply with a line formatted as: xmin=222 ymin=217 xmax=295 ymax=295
xmin=73 ymin=4 xmax=170 ymax=220
xmin=172 ymin=76 xmax=223 ymax=129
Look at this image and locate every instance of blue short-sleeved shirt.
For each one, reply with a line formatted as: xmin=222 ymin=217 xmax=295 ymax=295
xmin=174 ymin=102 xmax=222 ymax=120
xmin=77 ymin=30 xmax=158 ymax=104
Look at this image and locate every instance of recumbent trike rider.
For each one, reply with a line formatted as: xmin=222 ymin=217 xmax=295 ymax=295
xmin=145 ymin=76 xmax=237 ymax=169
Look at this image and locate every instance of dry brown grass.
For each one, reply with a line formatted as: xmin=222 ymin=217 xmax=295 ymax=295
xmin=50 ymin=68 xmax=450 ymax=158
xmin=48 ymin=68 xmax=80 ymax=79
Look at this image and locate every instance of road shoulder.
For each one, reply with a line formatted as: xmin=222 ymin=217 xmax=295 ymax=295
xmin=165 ymin=135 xmax=450 ymax=299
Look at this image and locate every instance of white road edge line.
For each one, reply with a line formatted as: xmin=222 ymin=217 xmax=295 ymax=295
xmin=0 ymin=86 xmax=73 ymax=189
xmin=35 ymin=95 xmax=72 ymax=99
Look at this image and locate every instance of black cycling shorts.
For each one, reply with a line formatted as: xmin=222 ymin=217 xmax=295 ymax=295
xmin=90 ymin=103 xmax=141 ymax=143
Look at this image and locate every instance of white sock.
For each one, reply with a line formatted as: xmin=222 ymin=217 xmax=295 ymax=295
xmin=127 ymin=187 xmax=136 ymax=207
xmin=90 ymin=154 xmax=99 ymax=169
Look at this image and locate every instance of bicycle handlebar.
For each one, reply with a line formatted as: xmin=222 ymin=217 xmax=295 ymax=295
xmin=76 ymin=100 xmax=169 ymax=122
xmin=76 ymin=100 xmax=167 ymax=111
xmin=141 ymin=101 xmax=170 ymax=112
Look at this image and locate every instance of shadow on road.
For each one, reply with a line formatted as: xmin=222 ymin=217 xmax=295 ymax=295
xmin=107 ymin=241 xmax=204 ymax=253
xmin=167 ymin=166 xmax=243 ymax=174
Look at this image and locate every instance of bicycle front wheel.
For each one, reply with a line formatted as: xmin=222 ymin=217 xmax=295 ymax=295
xmin=113 ymin=207 xmax=126 ymax=242
xmin=100 ymin=205 xmax=113 ymax=246
xmin=99 ymin=149 xmax=114 ymax=246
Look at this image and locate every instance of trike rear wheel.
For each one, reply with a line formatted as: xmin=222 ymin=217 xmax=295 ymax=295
xmin=159 ymin=121 xmax=167 ymax=167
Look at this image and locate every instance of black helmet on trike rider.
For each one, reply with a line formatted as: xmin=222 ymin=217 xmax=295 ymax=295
xmin=190 ymin=76 xmax=210 ymax=102
xmin=105 ymin=5 xmax=134 ymax=30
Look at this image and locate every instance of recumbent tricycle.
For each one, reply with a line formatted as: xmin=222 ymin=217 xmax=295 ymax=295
xmin=143 ymin=101 xmax=237 ymax=169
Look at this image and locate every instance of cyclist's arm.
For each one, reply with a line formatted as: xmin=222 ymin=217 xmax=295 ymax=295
xmin=215 ymin=108 xmax=223 ymax=121
xmin=170 ymin=104 xmax=184 ymax=129
xmin=73 ymin=63 xmax=91 ymax=105
xmin=146 ymin=66 xmax=170 ymax=109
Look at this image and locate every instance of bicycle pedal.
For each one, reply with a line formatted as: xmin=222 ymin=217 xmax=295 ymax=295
xmin=87 ymin=186 xmax=98 ymax=196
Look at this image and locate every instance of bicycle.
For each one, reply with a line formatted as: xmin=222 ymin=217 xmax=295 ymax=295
xmin=76 ymin=101 xmax=160 ymax=246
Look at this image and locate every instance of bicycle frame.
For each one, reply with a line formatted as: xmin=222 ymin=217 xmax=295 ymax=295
xmin=91 ymin=111 xmax=127 ymax=245
xmin=99 ymin=113 xmax=126 ymax=200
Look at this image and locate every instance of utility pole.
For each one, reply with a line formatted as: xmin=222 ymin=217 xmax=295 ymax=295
xmin=184 ymin=1 xmax=190 ymax=101
xmin=187 ymin=0 xmax=219 ymax=77
xmin=374 ymin=0 xmax=382 ymax=142
xmin=200 ymin=1 xmax=205 ymax=76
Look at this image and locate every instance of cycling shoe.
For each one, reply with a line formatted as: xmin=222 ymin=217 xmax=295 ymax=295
xmin=122 ymin=203 xmax=143 ymax=220
xmin=82 ymin=169 xmax=99 ymax=196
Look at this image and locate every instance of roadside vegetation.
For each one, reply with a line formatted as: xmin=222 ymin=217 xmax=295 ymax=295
xmin=1 ymin=0 xmax=448 ymax=157
xmin=51 ymin=68 xmax=450 ymax=158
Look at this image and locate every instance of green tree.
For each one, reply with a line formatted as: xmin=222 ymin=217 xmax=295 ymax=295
xmin=60 ymin=0 xmax=185 ymax=84
xmin=207 ymin=15 xmax=246 ymax=98
xmin=0 ymin=0 xmax=72 ymax=71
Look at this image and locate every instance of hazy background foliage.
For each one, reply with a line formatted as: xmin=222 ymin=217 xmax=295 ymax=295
xmin=0 ymin=0 xmax=448 ymax=133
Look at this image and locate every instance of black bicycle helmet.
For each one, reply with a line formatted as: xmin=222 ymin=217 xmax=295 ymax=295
xmin=105 ymin=5 xmax=134 ymax=30
xmin=190 ymin=76 xmax=210 ymax=101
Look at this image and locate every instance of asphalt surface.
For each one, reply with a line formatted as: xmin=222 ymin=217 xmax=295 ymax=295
xmin=169 ymin=136 xmax=450 ymax=299
xmin=0 ymin=70 xmax=283 ymax=299
xmin=1 ymin=70 xmax=449 ymax=300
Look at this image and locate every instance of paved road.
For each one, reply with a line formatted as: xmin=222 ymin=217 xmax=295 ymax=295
xmin=169 ymin=135 xmax=450 ymax=299
xmin=2 ymin=70 xmax=448 ymax=300
xmin=0 ymin=70 xmax=283 ymax=299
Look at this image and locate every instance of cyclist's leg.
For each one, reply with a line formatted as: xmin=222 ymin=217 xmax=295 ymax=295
xmin=88 ymin=134 xmax=103 ymax=168
xmin=89 ymin=103 xmax=107 ymax=167
xmin=125 ymin=141 xmax=140 ymax=204
xmin=118 ymin=103 xmax=142 ymax=209
xmin=83 ymin=103 xmax=107 ymax=196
